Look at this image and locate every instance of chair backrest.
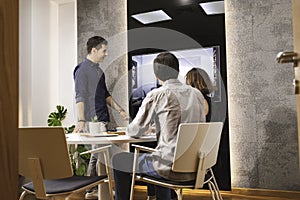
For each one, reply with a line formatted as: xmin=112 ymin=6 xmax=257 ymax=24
xmin=172 ymin=122 xmax=223 ymax=188
xmin=19 ymin=127 xmax=73 ymax=179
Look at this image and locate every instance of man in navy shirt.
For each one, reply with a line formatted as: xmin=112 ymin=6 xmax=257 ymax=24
xmin=73 ymin=36 xmax=128 ymax=132
xmin=73 ymin=36 xmax=128 ymax=199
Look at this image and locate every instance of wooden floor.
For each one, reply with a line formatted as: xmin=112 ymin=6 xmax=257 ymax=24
xmin=132 ymin=186 xmax=300 ymax=200
xmin=22 ymin=186 xmax=300 ymax=200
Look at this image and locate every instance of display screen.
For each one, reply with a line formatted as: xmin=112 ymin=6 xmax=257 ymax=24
xmin=129 ymin=46 xmax=221 ymax=119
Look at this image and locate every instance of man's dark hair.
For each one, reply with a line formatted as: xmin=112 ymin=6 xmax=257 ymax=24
xmin=86 ymin=36 xmax=108 ymax=54
xmin=153 ymin=52 xmax=179 ymax=81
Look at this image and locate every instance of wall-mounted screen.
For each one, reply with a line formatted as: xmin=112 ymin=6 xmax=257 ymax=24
xmin=129 ymin=46 xmax=221 ymax=119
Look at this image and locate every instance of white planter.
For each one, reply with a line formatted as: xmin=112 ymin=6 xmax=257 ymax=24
xmin=89 ymin=122 xmax=100 ymax=134
xmin=88 ymin=122 xmax=107 ymax=134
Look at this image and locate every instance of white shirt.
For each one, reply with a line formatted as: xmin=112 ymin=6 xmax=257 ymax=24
xmin=128 ymin=79 xmax=206 ymax=181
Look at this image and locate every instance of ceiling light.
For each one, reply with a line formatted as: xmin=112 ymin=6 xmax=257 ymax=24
xmin=131 ymin=10 xmax=172 ymax=25
xmin=199 ymin=1 xmax=224 ymax=15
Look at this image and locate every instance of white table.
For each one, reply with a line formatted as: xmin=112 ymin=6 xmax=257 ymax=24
xmin=66 ymin=133 xmax=156 ymax=199
xmin=66 ymin=133 xmax=156 ymax=145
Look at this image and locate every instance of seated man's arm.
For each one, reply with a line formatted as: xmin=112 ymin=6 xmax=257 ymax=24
xmin=127 ymin=94 xmax=155 ymax=137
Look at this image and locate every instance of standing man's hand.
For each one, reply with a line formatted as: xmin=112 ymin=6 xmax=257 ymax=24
xmin=74 ymin=102 xmax=87 ymax=133
xmin=73 ymin=121 xmax=87 ymax=133
xmin=106 ymin=96 xmax=129 ymax=121
xmin=119 ymin=110 xmax=129 ymax=120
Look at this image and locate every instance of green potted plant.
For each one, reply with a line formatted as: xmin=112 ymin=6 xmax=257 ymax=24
xmin=47 ymin=105 xmax=89 ymax=175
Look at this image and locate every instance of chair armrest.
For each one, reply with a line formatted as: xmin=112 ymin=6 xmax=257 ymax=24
xmin=80 ymin=145 xmax=112 ymax=155
xmin=132 ymin=144 xmax=157 ymax=153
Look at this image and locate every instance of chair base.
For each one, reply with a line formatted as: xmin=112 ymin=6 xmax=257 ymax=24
xmin=131 ymin=171 xmax=222 ymax=200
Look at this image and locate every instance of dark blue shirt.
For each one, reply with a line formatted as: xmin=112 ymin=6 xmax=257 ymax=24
xmin=74 ymin=58 xmax=110 ymax=122
xmin=95 ymin=72 xmax=110 ymax=122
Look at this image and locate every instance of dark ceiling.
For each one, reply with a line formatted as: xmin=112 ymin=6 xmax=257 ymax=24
xmin=127 ymin=0 xmax=225 ymax=47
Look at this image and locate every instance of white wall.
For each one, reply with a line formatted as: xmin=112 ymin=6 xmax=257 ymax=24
xmin=19 ymin=0 xmax=76 ymax=127
xmin=58 ymin=2 xmax=77 ymax=126
xmin=19 ymin=0 xmax=32 ymax=126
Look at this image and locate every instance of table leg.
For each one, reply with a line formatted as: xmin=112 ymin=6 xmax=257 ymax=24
xmin=96 ymin=143 xmax=129 ymax=200
xmin=97 ymin=153 xmax=110 ymax=200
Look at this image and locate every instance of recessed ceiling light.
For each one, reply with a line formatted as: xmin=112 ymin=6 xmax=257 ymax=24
xmin=131 ymin=10 xmax=172 ymax=25
xmin=199 ymin=1 xmax=224 ymax=15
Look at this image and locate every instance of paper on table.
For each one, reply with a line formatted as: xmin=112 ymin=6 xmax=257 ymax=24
xmin=79 ymin=133 xmax=118 ymax=137
xmin=131 ymin=134 xmax=156 ymax=139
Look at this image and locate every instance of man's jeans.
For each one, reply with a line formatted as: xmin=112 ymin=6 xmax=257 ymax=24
xmin=112 ymin=152 xmax=172 ymax=200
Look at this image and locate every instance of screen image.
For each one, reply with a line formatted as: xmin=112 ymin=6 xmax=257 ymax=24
xmin=129 ymin=46 xmax=221 ymax=119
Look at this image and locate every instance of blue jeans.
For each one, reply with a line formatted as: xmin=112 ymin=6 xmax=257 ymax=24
xmin=112 ymin=152 xmax=172 ymax=200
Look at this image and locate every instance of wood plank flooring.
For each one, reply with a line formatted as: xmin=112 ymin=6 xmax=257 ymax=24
xmin=132 ymin=186 xmax=300 ymax=200
xmin=22 ymin=186 xmax=300 ymax=200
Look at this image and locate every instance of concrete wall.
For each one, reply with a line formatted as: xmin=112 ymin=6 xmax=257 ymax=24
xmin=77 ymin=0 xmax=128 ymax=128
xmin=225 ymin=0 xmax=300 ymax=190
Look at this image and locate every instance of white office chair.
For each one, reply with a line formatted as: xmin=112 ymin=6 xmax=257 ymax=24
xmin=19 ymin=127 xmax=113 ymax=200
xmin=130 ymin=122 xmax=224 ymax=200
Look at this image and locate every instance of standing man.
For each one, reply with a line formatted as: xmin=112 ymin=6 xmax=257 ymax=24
xmin=73 ymin=35 xmax=127 ymax=132
xmin=112 ymin=52 xmax=206 ymax=200
xmin=73 ymin=36 xmax=128 ymax=199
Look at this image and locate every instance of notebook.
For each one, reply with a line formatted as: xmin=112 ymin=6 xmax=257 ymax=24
xmin=79 ymin=133 xmax=119 ymax=137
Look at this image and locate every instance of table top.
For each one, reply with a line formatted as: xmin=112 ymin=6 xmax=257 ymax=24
xmin=66 ymin=133 xmax=156 ymax=145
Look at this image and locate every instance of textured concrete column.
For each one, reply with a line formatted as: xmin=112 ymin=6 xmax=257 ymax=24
xmin=77 ymin=1 xmax=128 ymax=198
xmin=77 ymin=0 xmax=128 ymax=128
xmin=225 ymin=0 xmax=300 ymax=190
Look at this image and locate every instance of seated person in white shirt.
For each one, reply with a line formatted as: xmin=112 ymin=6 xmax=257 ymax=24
xmin=112 ymin=52 xmax=206 ymax=200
